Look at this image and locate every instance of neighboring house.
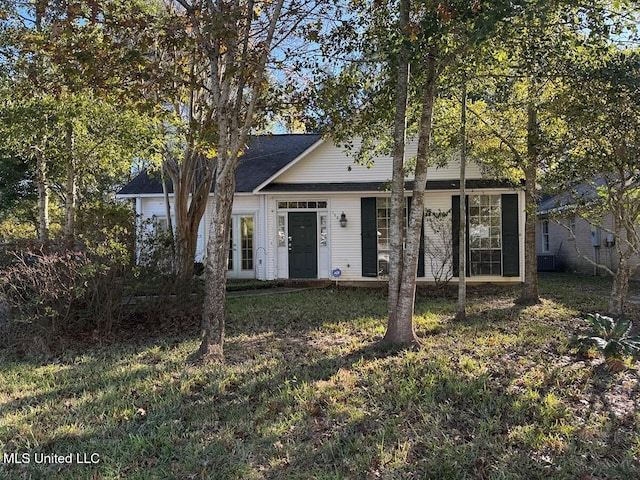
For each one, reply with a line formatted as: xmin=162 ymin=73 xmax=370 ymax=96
xmin=536 ymin=187 xmax=635 ymax=275
xmin=117 ymin=134 xmax=526 ymax=284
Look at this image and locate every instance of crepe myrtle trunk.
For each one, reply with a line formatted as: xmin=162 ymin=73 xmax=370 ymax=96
xmin=608 ymin=221 xmax=636 ymax=316
xmin=173 ymin=212 xmax=203 ymax=280
xmin=196 ymin=172 xmax=235 ymax=360
xmin=168 ymin=156 xmax=212 ymax=281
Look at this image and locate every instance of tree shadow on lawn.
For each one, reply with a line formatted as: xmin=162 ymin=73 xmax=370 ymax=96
xmin=0 ymin=354 xmax=191 ymax=479
xmin=181 ymin=331 xmax=640 ymax=480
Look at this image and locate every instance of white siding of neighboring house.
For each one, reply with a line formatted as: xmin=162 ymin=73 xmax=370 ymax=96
xmin=274 ymin=138 xmax=484 ymax=184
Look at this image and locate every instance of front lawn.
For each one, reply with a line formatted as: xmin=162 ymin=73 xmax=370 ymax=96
xmin=1 ymin=274 xmax=638 ymax=479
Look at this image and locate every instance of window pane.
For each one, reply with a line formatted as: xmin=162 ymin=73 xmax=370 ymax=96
xmin=228 ymin=222 xmax=233 ymax=270
xmin=377 ymin=197 xmax=391 ymax=276
xmin=277 ymin=215 xmax=286 ymax=247
xmin=240 ymin=217 xmax=254 ymax=271
xmin=320 ymin=215 xmax=327 ymax=247
xmin=468 ymin=195 xmax=502 ymax=276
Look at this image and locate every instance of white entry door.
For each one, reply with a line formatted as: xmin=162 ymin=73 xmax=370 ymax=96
xmin=228 ymin=214 xmax=255 ymax=279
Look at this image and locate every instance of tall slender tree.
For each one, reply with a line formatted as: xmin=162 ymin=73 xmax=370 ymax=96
xmin=456 ymin=77 xmax=467 ymax=321
xmin=318 ymin=1 xmax=517 ymax=347
xmin=0 ymin=0 xmax=161 ymax=246
xmin=163 ymin=0 xmax=322 ymax=361
xmin=548 ymin=49 xmax=640 ymax=315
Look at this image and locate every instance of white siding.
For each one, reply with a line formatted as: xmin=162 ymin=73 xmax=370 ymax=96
xmin=139 ymin=195 xmax=261 ymax=266
xmin=204 ymin=195 xmax=261 ymax=277
xmin=327 ymin=195 xmax=364 ymax=281
xmin=140 ymin=197 xmax=169 ymax=219
xmin=274 ymin=138 xmax=484 ymax=184
xmin=263 ymin=189 xmax=523 ymax=283
xmin=423 ymin=193 xmax=456 ymax=282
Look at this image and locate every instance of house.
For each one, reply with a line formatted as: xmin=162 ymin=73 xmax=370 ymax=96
xmin=536 ymin=185 xmax=636 ymax=275
xmin=117 ymin=134 xmax=526 ymax=284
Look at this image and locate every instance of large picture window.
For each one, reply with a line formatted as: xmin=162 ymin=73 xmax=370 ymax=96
xmin=469 ymin=195 xmax=502 ymax=276
xmin=453 ymin=193 xmax=519 ymax=278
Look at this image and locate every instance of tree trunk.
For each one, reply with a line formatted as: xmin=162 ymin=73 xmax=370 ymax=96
xmin=608 ymin=220 xmax=635 ymax=316
xmin=516 ymin=91 xmax=540 ymax=305
xmin=609 ymin=261 xmax=630 ymax=316
xmin=456 ymin=77 xmax=467 ymax=321
xmin=196 ymin=169 xmax=235 ymax=361
xmin=387 ymin=0 xmax=410 ymax=321
xmin=161 ymin=162 xmax=175 ymax=263
xmin=36 ymin=151 xmax=50 ymax=246
xmin=64 ymin=121 xmax=76 ymax=251
xmin=167 ymin=152 xmax=212 ymax=281
xmin=174 ymin=216 xmax=200 ymax=280
xmin=383 ymin=48 xmax=437 ymax=347
xmin=178 ymin=0 xmax=285 ymax=362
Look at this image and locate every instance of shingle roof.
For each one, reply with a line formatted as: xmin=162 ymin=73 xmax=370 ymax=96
xmin=537 ymin=179 xmax=607 ymax=215
xmin=117 ymin=134 xmax=322 ymax=195
xmin=261 ymin=179 xmax=517 ymax=193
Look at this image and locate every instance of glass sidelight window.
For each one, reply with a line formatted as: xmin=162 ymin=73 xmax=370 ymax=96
xmin=277 ymin=215 xmax=286 ymax=247
xmin=240 ymin=216 xmax=254 ymax=271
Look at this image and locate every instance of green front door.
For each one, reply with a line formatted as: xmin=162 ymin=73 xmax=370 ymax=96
xmin=288 ymin=212 xmax=317 ymax=279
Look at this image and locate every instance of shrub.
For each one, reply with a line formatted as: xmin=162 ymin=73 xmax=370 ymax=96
xmin=577 ymin=313 xmax=640 ymax=370
xmin=0 ymin=248 xmax=115 ymax=334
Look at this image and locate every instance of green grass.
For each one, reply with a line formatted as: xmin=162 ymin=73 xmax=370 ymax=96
xmin=1 ymin=273 xmax=639 ymax=479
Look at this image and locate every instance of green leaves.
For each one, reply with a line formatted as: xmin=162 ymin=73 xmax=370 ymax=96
xmin=579 ymin=313 xmax=640 ymax=361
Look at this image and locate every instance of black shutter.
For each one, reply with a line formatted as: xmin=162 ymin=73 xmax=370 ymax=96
xmin=361 ymin=197 xmax=378 ymax=277
xmin=418 ymin=221 xmax=425 ymax=278
xmin=452 ymin=195 xmax=470 ymax=277
xmin=407 ymin=197 xmax=425 ymax=277
xmin=452 ymin=196 xmax=460 ymax=277
xmin=501 ymin=194 xmax=520 ymax=277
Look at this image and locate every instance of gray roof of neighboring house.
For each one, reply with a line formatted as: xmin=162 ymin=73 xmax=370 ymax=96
xmin=117 ymin=134 xmax=322 ymax=195
xmin=537 ymin=179 xmax=606 ymax=215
